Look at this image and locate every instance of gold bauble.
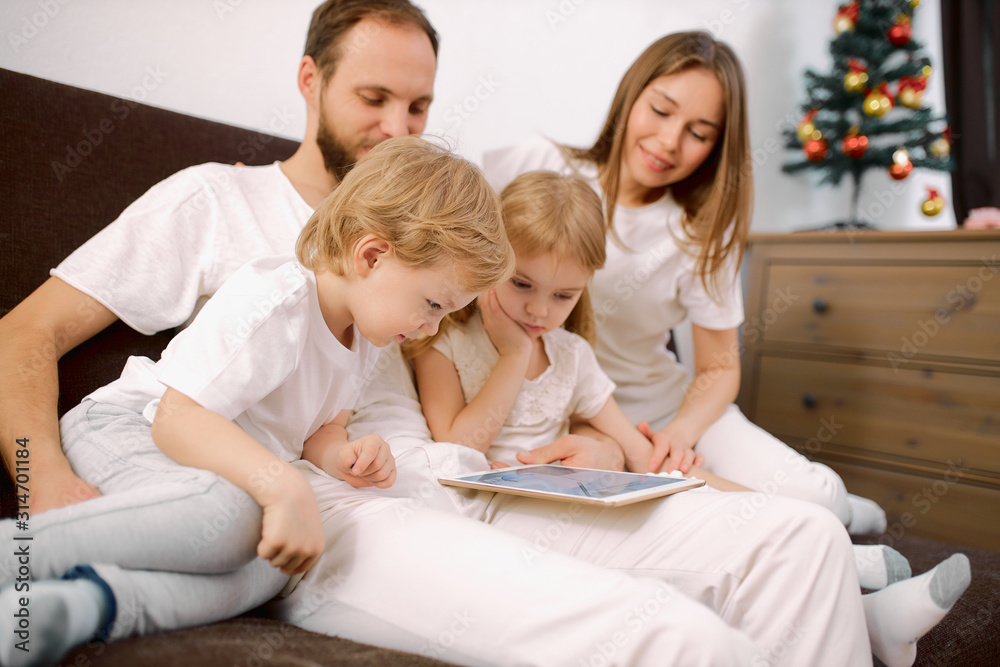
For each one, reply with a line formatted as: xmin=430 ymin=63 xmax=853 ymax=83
xmin=797 ymin=122 xmax=817 ymax=142
xmin=834 ymin=16 xmax=855 ymax=33
xmin=864 ymin=92 xmax=891 ymax=116
xmin=898 ymin=87 xmax=923 ymax=109
xmin=845 ymin=71 xmax=869 ymax=93
xmin=930 ymin=137 xmax=951 ymax=157
xmin=921 ymin=197 xmax=944 ymax=216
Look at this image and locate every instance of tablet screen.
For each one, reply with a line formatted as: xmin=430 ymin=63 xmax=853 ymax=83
xmin=439 ymin=464 xmax=704 ymax=506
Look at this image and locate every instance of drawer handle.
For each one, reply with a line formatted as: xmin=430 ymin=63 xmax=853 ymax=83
xmin=802 ymin=393 xmax=817 ymax=409
xmin=812 ymin=298 xmax=829 ymax=314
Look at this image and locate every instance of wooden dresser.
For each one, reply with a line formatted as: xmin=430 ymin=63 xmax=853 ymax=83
xmin=737 ymin=229 xmax=1000 ymax=551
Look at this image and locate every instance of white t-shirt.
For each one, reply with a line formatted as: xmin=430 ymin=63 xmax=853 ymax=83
xmin=53 ymin=162 xmax=313 ymax=334
xmin=89 ymin=257 xmax=379 ymax=461
xmin=482 ymin=138 xmax=744 ymax=426
xmin=433 ymin=311 xmax=615 ymax=466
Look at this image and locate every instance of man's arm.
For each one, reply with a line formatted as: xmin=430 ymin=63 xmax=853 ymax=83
xmin=0 ymin=277 xmax=118 ymax=513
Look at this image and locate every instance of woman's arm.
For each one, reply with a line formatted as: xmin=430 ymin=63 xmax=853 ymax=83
xmin=152 ymin=387 xmax=323 ymax=575
xmin=583 ymin=397 xmax=658 ymax=473
xmin=648 ymin=324 xmax=740 ymax=473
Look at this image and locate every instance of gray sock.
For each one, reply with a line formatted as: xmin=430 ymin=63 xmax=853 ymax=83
xmin=929 ymin=553 xmax=971 ymax=609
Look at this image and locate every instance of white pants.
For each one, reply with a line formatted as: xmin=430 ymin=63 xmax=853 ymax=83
xmin=273 ymin=442 xmax=873 ymax=667
xmin=650 ymin=404 xmax=853 ymax=526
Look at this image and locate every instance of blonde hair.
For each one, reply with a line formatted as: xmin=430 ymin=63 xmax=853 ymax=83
xmin=296 ymin=136 xmax=513 ymax=295
xmin=565 ymin=31 xmax=753 ymax=299
xmin=406 ymin=171 xmax=605 ymax=358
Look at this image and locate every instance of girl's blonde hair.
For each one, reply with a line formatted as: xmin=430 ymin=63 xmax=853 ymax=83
xmin=564 ymin=31 xmax=753 ymax=299
xmin=406 ymin=170 xmax=605 ymax=358
xmin=296 ymin=136 xmax=514 ymax=294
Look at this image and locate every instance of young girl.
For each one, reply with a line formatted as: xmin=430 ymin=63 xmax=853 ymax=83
xmin=482 ymin=33 xmax=970 ymax=667
xmin=0 ymin=136 xmax=513 ymax=666
xmin=412 ymin=170 xmax=743 ymax=490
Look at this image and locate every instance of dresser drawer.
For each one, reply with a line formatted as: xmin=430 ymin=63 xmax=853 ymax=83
xmin=751 ymin=354 xmax=1000 ymax=483
xmin=760 ymin=263 xmax=1000 ymax=362
xmin=815 ymin=458 xmax=1000 ymax=551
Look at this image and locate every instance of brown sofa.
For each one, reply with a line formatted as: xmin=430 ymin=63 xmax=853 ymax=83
xmin=1 ymin=67 xmax=998 ymax=666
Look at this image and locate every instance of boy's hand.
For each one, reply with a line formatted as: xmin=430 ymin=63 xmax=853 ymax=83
xmin=326 ymin=434 xmax=397 ymax=489
xmin=480 ymin=290 xmax=531 ymax=359
xmin=257 ymin=474 xmax=324 ymax=576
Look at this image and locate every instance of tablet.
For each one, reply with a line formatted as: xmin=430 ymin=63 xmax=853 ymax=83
xmin=438 ymin=464 xmax=705 ymax=507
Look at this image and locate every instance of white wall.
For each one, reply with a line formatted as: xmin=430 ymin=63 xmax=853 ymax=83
xmin=1 ymin=0 xmax=956 ymax=231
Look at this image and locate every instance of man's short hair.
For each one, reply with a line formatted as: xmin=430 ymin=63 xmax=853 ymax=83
xmin=304 ymin=0 xmax=439 ymax=82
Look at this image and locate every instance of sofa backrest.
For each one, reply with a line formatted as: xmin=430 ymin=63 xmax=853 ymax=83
xmin=0 ymin=68 xmax=299 ymax=516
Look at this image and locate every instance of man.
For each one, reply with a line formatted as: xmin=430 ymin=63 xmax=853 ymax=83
xmin=0 ymin=0 xmax=438 ymax=515
xmin=0 ymin=2 xmax=874 ymax=664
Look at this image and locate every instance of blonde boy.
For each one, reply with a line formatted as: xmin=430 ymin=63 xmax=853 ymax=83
xmin=0 ymin=137 xmax=513 ymax=666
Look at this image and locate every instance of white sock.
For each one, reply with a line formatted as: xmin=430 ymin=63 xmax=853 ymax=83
xmin=854 ymin=544 xmax=911 ymax=590
xmin=0 ymin=578 xmax=109 ymax=667
xmin=846 ymin=493 xmax=888 ymax=535
xmin=862 ymin=553 xmax=971 ymax=667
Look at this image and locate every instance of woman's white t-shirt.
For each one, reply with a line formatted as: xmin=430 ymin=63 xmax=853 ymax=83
xmin=482 ymin=138 xmax=744 ymax=426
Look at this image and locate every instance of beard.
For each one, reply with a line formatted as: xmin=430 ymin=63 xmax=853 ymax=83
xmin=316 ymin=112 xmax=361 ymax=182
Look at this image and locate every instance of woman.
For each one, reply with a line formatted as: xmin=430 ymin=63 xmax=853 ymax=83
xmin=482 ymin=32 xmax=970 ymax=667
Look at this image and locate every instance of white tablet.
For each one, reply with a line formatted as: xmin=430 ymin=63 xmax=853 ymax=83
xmin=438 ymin=464 xmax=705 ymax=507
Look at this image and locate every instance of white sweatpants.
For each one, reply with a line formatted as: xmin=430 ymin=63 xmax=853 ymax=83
xmin=273 ymin=442 xmax=872 ymax=667
xmin=650 ymin=404 xmax=853 ymax=526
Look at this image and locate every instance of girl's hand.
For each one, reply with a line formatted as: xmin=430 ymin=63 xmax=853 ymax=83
xmin=480 ymin=290 xmax=531 ymax=359
xmin=639 ymin=421 xmax=703 ymax=474
xmin=257 ymin=474 xmax=324 ymax=576
xmin=329 ymin=434 xmax=397 ymax=489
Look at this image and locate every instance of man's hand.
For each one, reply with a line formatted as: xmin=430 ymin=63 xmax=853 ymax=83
xmin=29 ymin=464 xmax=101 ymax=515
xmin=325 ymin=434 xmax=397 ymax=489
xmin=639 ymin=422 xmax=703 ymax=474
xmin=516 ymin=434 xmax=625 ymax=471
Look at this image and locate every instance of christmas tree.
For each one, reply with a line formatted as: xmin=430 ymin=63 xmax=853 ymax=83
xmin=783 ymin=0 xmax=954 ymax=228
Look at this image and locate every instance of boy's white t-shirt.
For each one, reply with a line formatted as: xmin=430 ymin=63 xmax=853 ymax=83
xmin=433 ymin=311 xmax=615 ymax=466
xmin=482 ymin=138 xmax=744 ymax=426
xmin=88 ymin=256 xmax=379 ymax=461
xmin=52 ymin=162 xmax=313 ymax=334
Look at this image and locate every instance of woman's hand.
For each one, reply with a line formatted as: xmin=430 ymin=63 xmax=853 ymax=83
xmin=257 ymin=470 xmax=324 ymax=576
xmin=480 ymin=290 xmax=531 ymax=359
xmin=640 ymin=421 xmax=703 ymax=474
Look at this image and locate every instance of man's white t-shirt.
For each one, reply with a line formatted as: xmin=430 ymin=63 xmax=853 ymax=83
xmin=53 ymin=162 xmax=314 ymax=334
xmin=89 ymin=257 xmax=379 ymax=461
xmin=433 ymin=311 xmax=615 ymax=466
xmin=482 ymin=139 xmax=744 ymax=426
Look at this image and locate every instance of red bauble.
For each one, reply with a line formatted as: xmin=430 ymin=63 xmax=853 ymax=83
xmin=841 ymin=132 xmax=869 ymax=158
xmin=889 ymin=161 xmax=913 ymax=180
xmin=888 ymin=17 xmax=913 ymax=46
xmin=804 ymin=137 xmax=829 ymax=162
